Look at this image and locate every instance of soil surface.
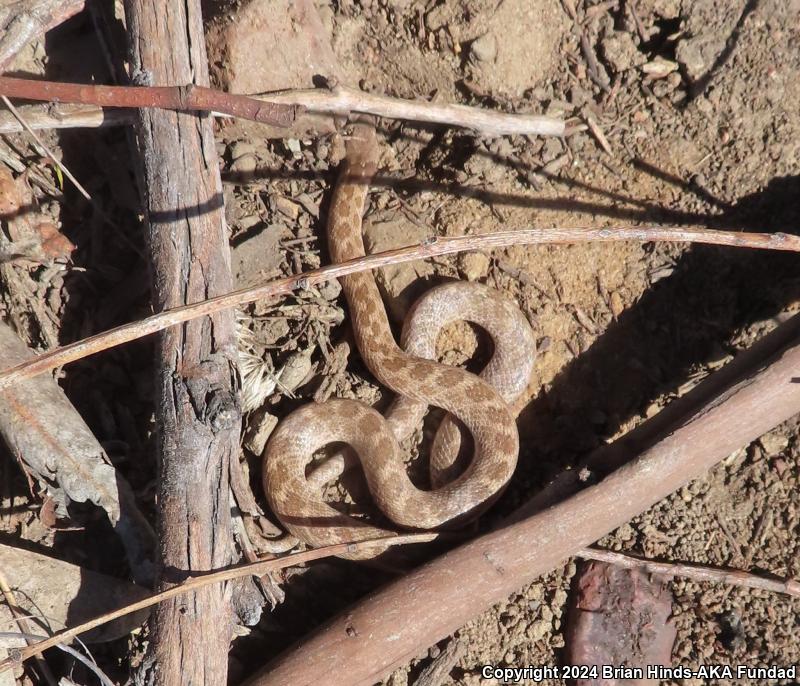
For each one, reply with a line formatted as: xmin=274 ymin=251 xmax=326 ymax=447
xmin=0 ymin=0 xmax=799 ymax=685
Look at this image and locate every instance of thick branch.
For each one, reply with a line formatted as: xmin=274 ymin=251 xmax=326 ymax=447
xmin=0 ymin=76 xmax=565 ymax=137
xmin=0 ymin=224 xmax=796 ymax=390
xmin=122 ymin=1 xmax=241 ymax=685
xmin=244 ymin=319 xmax=800 ymax=686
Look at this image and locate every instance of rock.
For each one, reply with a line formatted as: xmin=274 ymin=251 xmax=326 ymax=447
xmin=285 ymin=138 xmax=302 ymax=157
xmin=565 ymin=561 xmax=676 ymax=676
xmin=528 ymin=619 xmax=551 ymax=641
xmin=278 ymin=350 xmax=314 ymax=392
xmin=642 ymin=57 xmax=678 ymax=78
xmin=609 ymin=291 xmax=625 ymax=317
xmin=274 ymin=196 xmax=300 ymax=221
xmin=424 ymin=4 xmax=450 ymax=32
xmin=601 ymin=31 xmax=644 ymax=73
xmin=470 ymin=33 xmax=497 ymax=64
xmin=458 ymin=251 xmax=490 ymax=281
xmin=230 ymin=141 xmax=257 ymax=159
xmin=760 ymin=430 xmax=789 ymax=455
xmin=675 ymin=37 xmax=708 ymax=82
xmin=231 ymin=154 xmax=257 ymax=174
xmin=244 ymin=408 xmax=278 ymax=455
xmin=652 ymin=0 xmax=681 ymax=19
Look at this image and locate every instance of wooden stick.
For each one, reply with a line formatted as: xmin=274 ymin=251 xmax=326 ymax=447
xmin=0 ymin=534 xmax=437 ymax=672
xmin=0 ymin=104 xmax=131 ymax=133
xmin=577 ymin=547 xmax=800 ymax=599
xmin=0 ymin=75 xmax=296 ymax=127
xmin=256 ymin=83 xmax=565 ymax=136
xmin=122 ymin=1 xmax=242 ymax=684
xmin=243 ymin=319 xmax=800 ymax=686
xmin=0 ymin=76 xmax=566 ymax=137
xmin=0 ymin=224 xmax=797 ymax=390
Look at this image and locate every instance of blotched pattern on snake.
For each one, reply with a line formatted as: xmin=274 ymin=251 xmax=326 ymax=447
xmin=262 ymin=123 xmax=535 ymax=556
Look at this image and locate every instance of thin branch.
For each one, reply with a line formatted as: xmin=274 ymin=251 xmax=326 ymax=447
xmin=0 ymin=77 xmax=566 ymax=137
xmin=0 ymin=224 xmax=797 ymax=389
xmin=0 ymin=570 xmax=57 ymax=686
xmin=577 ymin=547 xmax=800 ymax=599
xmin=1 ymin=96 xmax=92 ymax=202
xmin=0 ymin=633 xmax=114 ymax=686
xmin=257 ymin=83 xmax=566 ymax=136
xmin=0 ymin=533 xmax=437 ymax=672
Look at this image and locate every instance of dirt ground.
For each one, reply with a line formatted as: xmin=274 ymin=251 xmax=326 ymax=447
xmin=1 ymin=0 xmax=800 ymax=684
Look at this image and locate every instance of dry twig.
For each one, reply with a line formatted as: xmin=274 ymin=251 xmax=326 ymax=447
xmin=0 ymin=76 xmax=566 ymax=137
xmin=577 ymin=547 xmax=800 ymax=598
xmin=0 ymin=224 xmax=797 ymax=390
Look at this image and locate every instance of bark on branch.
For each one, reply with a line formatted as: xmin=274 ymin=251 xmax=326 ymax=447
xmin=122 ymin=1 xmax=241 ymax=684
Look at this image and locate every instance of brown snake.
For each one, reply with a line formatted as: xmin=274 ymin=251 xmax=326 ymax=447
xmin=262 ymin=123 xmax=535 ymax=556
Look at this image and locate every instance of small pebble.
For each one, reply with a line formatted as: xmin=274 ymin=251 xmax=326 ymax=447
xmin=470 ymin=33 xmax=497 ymax=64
xmin=458 ymin=251 xmax=490 ymax=281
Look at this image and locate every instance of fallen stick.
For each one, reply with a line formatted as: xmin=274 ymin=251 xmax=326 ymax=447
xmin=0 ymin=76 xmax=566 ymax=137
xmin=243 ymin=317 xmax=800 ymax=686
xmin=0 ymin=224 xmax=797 ymax=390
xmin=577 ymin=547 xmax=800 ymax=599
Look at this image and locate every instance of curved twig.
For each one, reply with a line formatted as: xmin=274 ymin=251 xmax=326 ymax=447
xmin=0 ymin=224 xmax=797 ymax=390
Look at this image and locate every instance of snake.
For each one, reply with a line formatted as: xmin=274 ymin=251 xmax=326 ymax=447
xmin=262 ymin=123 xmax=535 ymax=556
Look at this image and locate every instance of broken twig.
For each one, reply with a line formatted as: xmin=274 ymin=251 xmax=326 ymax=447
xmin=577 ymin=547 xmax=800 ymax=599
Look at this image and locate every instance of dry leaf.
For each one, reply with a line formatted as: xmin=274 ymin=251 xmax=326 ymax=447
xmin=0 ymin=322 xmax=155 ymax=583
xmin=32 ymin=221 xmax=74 ymax=259
xmin=0 ymin=166 xmax=20 ymax=216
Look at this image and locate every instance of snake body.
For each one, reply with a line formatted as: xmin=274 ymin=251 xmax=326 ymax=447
xmin=263 ymin=124 xmax=535 ymax=554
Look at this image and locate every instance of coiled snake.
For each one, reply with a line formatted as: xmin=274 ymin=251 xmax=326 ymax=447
xmin=262 ymin=123 xmax=535 ymax=556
